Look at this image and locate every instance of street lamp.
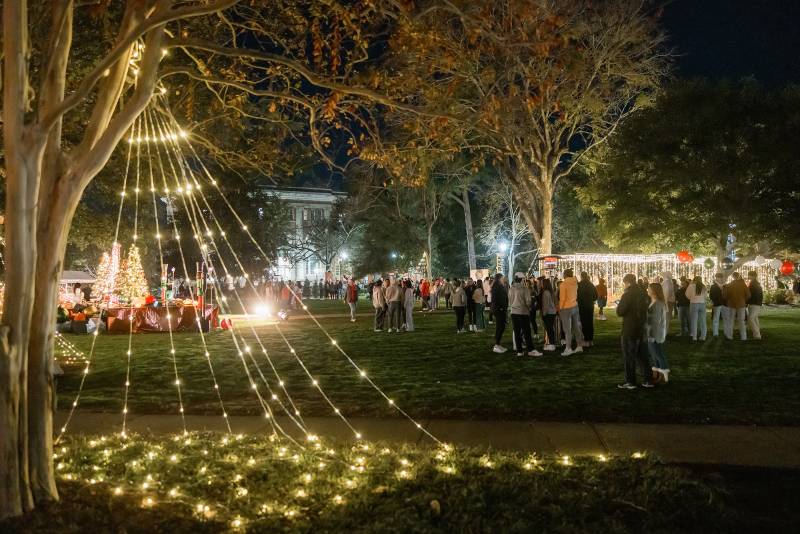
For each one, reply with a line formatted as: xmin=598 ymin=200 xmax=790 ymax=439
xmin=390 ymin=251 xmax=398 ymax=259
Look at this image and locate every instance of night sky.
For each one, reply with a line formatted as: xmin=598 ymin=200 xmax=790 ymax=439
xmin=662 ymin=0 xmax=800 ymax=85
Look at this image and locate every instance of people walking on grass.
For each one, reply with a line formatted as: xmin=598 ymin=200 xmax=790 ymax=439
xmin=451 ymin=278 xmax=466 ymax=333
xmin=646 ymin=283 xmax=670 ymax=382
xmin=430 ymin=278 xmax=440 ymax=311
xmin=345 ymin=279 xmax=358 ymax=322
xmin=723 ymin=272 xmax=750 ymax=340
xmin=372 ymin=280 xmax=387 ymax=332
xmin=577 ymin=272 xmax=598 ymax=347
xmin=676 ymin=277 xmax=690 ymax=336
xmin=558 ymin=269 xmax=585 ymax=356
xmin=403 ymin=279 xmax=416 ymax=332
xmin=473 ymin=279 xmax=486 ymax=331
xmin=686 ymin=275 xmax=708 ymax=341
xmin=617 ymin=273 xmax=654 ymax=390
xmin=747 ymin=271 xmax=763 ymax=340
xmin=662 ymin=272 xmax=676 ymax=325
xmin=386 ymin=278 xmax=403 ymax=333
xmin=509 ymin=273 xmax=542 ymax=357
xmin=596 ymin=278 xmax=608 ymax=320
xmin=491 ymin=273 xmax=509 ymax=353
xmin=709 ymin=273 xmax=727 ymax=337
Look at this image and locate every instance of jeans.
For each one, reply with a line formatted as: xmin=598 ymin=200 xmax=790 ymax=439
xmin=689 ymin=302 xmax=707 ymax=340
xmin=511 ymin=314 xmax=534 ymax=353
xmin=494 ymin=308 xmax=507 ymax=345
xmin=388 ymin=301 xmax=402 ymax=330
xmin=648 ymin=341 xmax=669 ymax=370
xmin=748 ymin=304 xmax=761 ymax=339
xmin=454 ymin=306 xmax=466 ymax=332
xmin=724 ymin=307 xmax=747 ymax=340
xmin=543 ymin=314 xmax=557 ymax=346
xmin=622 ymin=336 xmax=652 ymax=385
xmin=348 ymin=302 xmax=357 ymax=320
xmin=373 ymin=306 xmax=385 ymax=330
xmin=467 ymin=302 xmax=476 ymax=326
xmin=712 ymin=305 xmax=726 ymax=336
xmin=444 ymin=294 xmax=451 ymax=309
xmin=430 ymin=292 xmax=439 ymax=310
xmin=475 ymin=303 xmax=486 ymax=330
xmin=597 ymin=298 xmax=607 ymax=315
xmin=405 ymin=303 xmax=415 ymax=331
xmin=529 ymin=306 xmax=539 ymax=335
xmin=558 ymin=306 xmax=584 ymax=349
xmin=678 ymin=306 xmax=690 ymax=335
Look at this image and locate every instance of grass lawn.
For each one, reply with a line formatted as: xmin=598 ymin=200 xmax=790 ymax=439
xmin=57 ymin=303 xmax=800 ymax=426
xmin=3 ymin=432 xmax=798 ymax=533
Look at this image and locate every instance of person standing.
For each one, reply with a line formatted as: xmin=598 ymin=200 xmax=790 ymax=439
xmin=686 ymin=275 xmax=708 ymax=341
xmin=528 ymin=276 xmax=540 ymax=340
xmin=646 ymin=283 xmax=670 ymax=381
xmin=385 ymin=279 xmax=403 ymax=333
xmin=540 ymin=278 xmax=558 ymax=352
xmin=473 ymin=279 xmax=487 ymax=332
xmin=465 ymin=279 xmax=476 ymax=331
xmin=558 ymin=269 xmax=584 ymax=356
xmin=345 ymin=279 xmax=358 ymax=322
xmin=451 ymin=279 xmax=467 ymax=333
xmin=372 ymin=280 xmax=387 ymax=332
xmin=747 ymin=271 xmax=763 ymax=340
xmin=676 ymin=277 xmax=690 ymax=336
xmin=490 ymin=273 xmax=509 ymax=353
xmin=709 ymin=273 xmax=727 ymax=337
xmin=596 ymin=278 xmax=608 ymax=320
xmin=723 ymin=272 xmax=750 ymax=340
xmin=403 ymin=280 xmax=416 ymax=332
xmin=577 ymin=272 xmax=598 ymax=347
xmin=509 ymin=273 xmax=542 ymax=357
xmin=443 ymin=278 xmax=453 ymax=309
xmin=485 ymin=277 xmax=494 ymax=324
xmin=661 ymin=272 xmax=676 ymax=327
xmin=430 ymin=279 xmax=440 ymax=311
xmin=420 ymin=278 xmax=431 ymax=311
xmin=617 ymin=273 xmax=654 ymax=390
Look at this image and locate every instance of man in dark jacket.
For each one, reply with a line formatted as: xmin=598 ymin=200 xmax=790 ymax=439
xmin=577 ymin=272 xmax=598 ymax=346
xmin=616 ymin=273 xmax=653 ymax=389
xmin=490 ymin=273 xmax=509 ymax=353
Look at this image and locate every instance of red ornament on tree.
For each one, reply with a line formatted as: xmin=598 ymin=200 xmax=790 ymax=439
xmin=779 ymin=260 xmax=795 ymax=276
xmin=677 ymin=250 xmax=691 ymax=263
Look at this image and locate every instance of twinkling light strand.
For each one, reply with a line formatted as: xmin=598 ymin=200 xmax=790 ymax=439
xmin=55 ymin=329 xmax=100 ymax=444
xmin=143 ymin=109 xmax=187 ymax=434
xmin=150 ymin=108 xmax=311 ymax=439
xmin=161 ymin=104 xmax=441 ymax=444
xmin=145 ymin=109 xmax=232 ymax=434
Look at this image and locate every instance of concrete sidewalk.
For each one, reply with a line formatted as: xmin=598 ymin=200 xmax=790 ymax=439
xmin=55 ymin=412 xmax=800 ymax=469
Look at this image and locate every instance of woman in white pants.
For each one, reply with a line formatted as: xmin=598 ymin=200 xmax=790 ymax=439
xmin=403 ymin=280 xmax=416 ymax=331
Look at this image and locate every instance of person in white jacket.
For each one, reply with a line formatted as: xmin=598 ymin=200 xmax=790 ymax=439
xmin=508 ymin=273 xmax=542 ymax=357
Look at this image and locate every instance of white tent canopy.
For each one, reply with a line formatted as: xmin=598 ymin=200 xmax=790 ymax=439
xmin=60 ymin=271 xmax=96 ymax=285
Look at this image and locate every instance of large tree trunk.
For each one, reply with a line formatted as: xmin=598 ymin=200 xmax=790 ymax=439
xmin=426 ymin=222 xmax=434 ymax=280
xmin=540 ymin=194 xmax=554 ymax=255
xmin=461 ymin=190 xmax=477 ymax=272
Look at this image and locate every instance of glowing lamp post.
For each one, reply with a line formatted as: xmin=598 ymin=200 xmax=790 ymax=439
xmin=497 ymin=242 xmax=509 ymax=276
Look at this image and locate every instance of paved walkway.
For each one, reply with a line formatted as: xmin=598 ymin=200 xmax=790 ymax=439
xmin=55 ymin=412 xmax=800 ymax=469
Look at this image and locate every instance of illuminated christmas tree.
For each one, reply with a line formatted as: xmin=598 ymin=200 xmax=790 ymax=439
xmin=92 ymin=242 xmax=121 ymax=298
xmin=117 ymin=245 xmax=149 ymax=301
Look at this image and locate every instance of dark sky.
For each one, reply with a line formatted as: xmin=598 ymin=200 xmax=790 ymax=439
xmin=662 ymin=0 xmax=800 ymax=84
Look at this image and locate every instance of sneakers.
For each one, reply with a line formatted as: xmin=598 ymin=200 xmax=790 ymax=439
xmin=617 ymin=383 xmax=637 ymax=390
xmin=641 ymin=382 xmax=655 ymax=388
xmin=543 ymin=344 xmax=556 ymax=351
xmin=351 ymin=318 xmax=356 ymax=322
xmin=528 ymin=350 xmax=543 ymax=357
xmin=562 ymin=349 xmax=574 ymax=356
xmin=457 ymin=329 xmax=465 ymax=334
xmin=374 ymin=329 xmax=382 ymax=332
xmin=574 ymin=346 xmax=584 ymax=353
xmin=516 ymin=352 xmax=525 ymax=357
xmin=492 ymin=345 xmax=508 ymax=354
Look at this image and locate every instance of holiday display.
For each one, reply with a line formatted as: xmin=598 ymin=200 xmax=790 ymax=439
xmin=780 ymin=260 xmax=796 ymax=276
xmin=676 ymin=250 xmax=691 ymax=263
xmin=117 ymin=245 xmax=149 ymax=301
xmin=703 ymin=258 xmax=715 ymax=269
xmin=92 ymin=242 xmax=121 ymax=298
xmin=720 ymin=257 xmax=735 ymax=271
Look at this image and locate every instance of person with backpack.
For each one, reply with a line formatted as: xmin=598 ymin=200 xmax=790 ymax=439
xmin=616 ymin=273 xmax=654 ymax=390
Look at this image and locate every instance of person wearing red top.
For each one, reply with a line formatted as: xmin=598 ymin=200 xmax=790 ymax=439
xmin=345 ymin=279 xmax=358 ymax=322
xmin=420 ymin=279 xmax=431 ymax=310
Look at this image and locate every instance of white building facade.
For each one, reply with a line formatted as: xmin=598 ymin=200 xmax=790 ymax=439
xmin=265 ymin=186 xmax=348 ymax=282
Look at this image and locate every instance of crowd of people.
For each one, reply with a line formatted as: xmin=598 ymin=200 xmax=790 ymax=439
xmin=359 ymin=266 xmax=770 ymax=391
